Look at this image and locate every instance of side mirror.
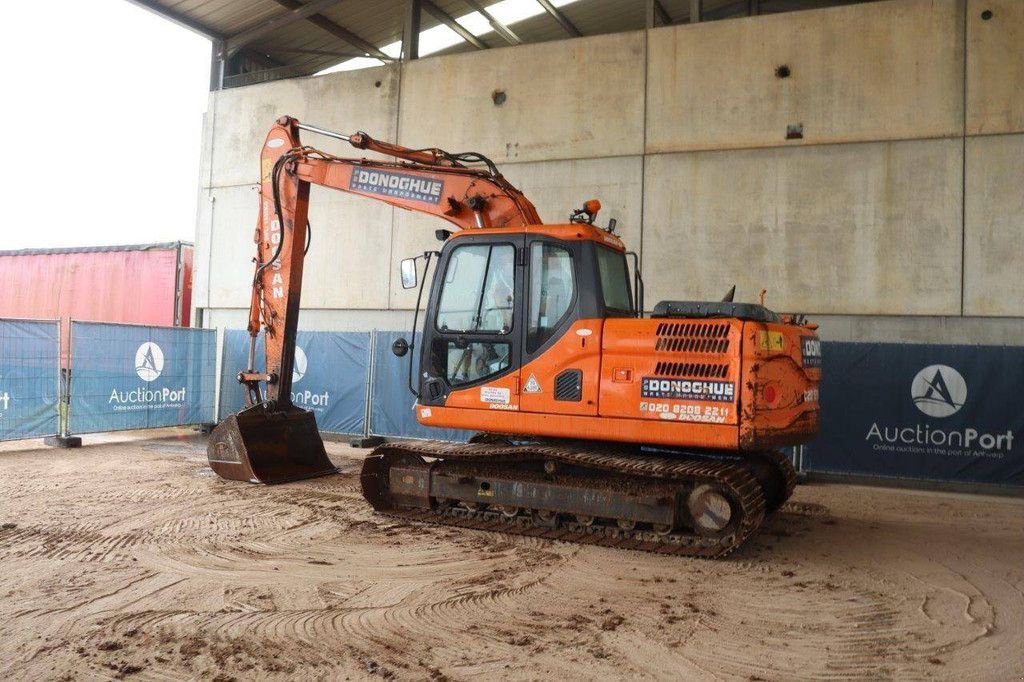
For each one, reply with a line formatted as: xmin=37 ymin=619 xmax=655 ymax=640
xmin=391 ymin=337 xmax=410 ymax=357
xmin=400 ymin=258 xmax=417 ymax=290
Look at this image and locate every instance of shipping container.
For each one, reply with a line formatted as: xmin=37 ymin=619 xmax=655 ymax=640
xmin=0 ymin=242 xmax=193 ymax=366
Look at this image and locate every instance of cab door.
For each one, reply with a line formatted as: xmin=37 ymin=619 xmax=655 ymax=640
xmin=418 ymin=234 xmax=525 ymax=412
xmin=518 ymin=238 xmax=601 ymax=416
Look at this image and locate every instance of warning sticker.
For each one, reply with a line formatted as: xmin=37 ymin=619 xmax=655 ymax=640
xmin=523 ymin=374 xmax=542 ymax=394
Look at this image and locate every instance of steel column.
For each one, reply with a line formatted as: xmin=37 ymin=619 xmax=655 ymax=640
xmin=404 ymin=0 xmax=421 ymax=61
xmin=210 ymin=40 xmax=226 ymax=91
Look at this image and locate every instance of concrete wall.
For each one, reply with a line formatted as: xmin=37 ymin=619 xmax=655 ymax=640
xmin=646 ymin=0 xmax=964 ymax=151
xmin=193 ymin=0 xmax=1024 ymax=344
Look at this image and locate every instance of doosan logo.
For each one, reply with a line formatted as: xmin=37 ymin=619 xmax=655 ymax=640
xmin=911 ymin=364 xmax=966 ymax=418
xmin=135 ymin=342 xmax=165 ymax=382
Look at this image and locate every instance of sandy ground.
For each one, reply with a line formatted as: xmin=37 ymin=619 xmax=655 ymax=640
xmin=0 ymin=430 xmax=1022 ymax=681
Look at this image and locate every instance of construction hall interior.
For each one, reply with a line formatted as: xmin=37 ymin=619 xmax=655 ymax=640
xmin=0 ymin=0 xmax=1022 ymax=679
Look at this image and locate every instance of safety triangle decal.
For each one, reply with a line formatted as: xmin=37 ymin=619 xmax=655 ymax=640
xmin=523 ymin=373 xmax=542 ymax=394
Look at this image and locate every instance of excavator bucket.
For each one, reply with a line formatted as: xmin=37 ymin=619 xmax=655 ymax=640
xmin=207 ymin=405 xmax=337 ymax=484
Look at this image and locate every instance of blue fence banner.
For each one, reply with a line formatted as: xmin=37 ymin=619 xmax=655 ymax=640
xmin=805 ymin=342 xmax=1024 ymax=486
xmin=0 ymin=319 xmax=60 ymax=441
xmin=370 ymin=331 xmax=474 ymax=442
xmin=218 ymin=330 xmax=369 ymax=435
xmin=70 ymin=322 xmax=216 ymax=434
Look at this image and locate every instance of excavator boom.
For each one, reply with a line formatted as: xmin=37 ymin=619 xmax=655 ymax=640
xmin=208 ymin=117 xmax=540 ymax=483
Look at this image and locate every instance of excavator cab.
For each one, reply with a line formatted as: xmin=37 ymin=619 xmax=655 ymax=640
xmin=400 ymin=223 xmax=636 ymax=412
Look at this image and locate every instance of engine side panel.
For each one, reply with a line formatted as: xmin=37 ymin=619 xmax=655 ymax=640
xmin=738 ymin=321 xmax=821 ymax=448
xmin=599 ymin=318 xmax=743 ymax=427
xmin=420 ymin=315 xmax=820 ymax=452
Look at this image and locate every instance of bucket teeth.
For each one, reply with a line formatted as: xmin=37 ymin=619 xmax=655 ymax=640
xmin=207 ymin=406 xmax=337 ymax=484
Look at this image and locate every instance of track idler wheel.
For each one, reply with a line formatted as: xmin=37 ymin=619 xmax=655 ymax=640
xmin=360 ymin=451 xmax=433 ymax=512
xmin=687 ymin=484 xmax=734 ymax=535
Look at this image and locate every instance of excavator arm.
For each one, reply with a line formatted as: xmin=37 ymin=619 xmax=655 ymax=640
xmin=208 ymin=116 xmax=540 ymax=483
xmin=243 ymin=116 xmax=540 ymax=407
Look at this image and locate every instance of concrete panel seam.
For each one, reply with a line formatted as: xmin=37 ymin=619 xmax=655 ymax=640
xmin=960 ymin=0 xmax=968 ymax=316
xmin=644 ymin=134 xmax=966 ymax=157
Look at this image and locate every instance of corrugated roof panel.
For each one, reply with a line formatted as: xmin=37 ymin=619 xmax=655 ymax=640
xmin=132 ymin=0 xmax=884 ymax=85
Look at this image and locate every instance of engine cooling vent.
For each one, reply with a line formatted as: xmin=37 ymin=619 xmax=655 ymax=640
xmin=655 ymin=322 xmax=731 ymax=354
xmin=653 ymin=362 xmax=729 ymax=378
xmin=554 ymin=369 xmax=583 ymax=402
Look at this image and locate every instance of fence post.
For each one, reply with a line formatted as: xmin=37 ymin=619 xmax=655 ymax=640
xmin=352 ymin=330 xmax=384 ymax=448
xmin=45 ymin=319 xmax=81 ymax=448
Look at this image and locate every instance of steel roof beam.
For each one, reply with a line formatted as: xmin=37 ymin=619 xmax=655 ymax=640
xmin=226 ymin=0 xmax=346 ymax=56
xmin=422 ymin=0 xmax=488 ymax=50
xmin=259 ymin=46 xmax=366 ymax=59
xmin=689 ymin=0 xmax=702 ymax=22
xmin=461 ymin=0 xmax=521 ymax=45
xmin=654 ymin=0 xmax=673 ymax=25
xmin=646 ymin=0 xmax=673 ymax=27
xmin=238 ymin=48 xmax=288 ymax=69
xmin=272 ymin=0 xmax=394 ymax=61
xmin=123 ymin=0 xmax=223 ymax=41
xmin=535 ymin=0 xmax=582 ymax=37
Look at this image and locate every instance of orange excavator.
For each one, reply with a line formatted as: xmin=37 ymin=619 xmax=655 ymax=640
xmin=208 ymin=116 xmax=821 ymax=557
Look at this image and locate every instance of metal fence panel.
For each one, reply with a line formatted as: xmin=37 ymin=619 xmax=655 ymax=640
xmin=805 ymin=342 xmax=1024 ymax=486
xmin=218 ymin=330 xmax=369 ymax=435
xmin=370 ymin=331 xmax=474 ymax=442
xmin=0 ymin=319 xmax=60 ymax=440
xmin=69 ymin=322 xmax=216 ymax=434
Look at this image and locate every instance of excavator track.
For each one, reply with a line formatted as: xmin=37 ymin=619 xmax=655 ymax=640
xmin=360 ymin=439 xmax=795 ymax=559
xmin=746 ymin=448 xmax=798 ymax=512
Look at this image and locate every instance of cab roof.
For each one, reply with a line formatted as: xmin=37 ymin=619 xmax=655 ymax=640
xmin=451 ymin=223 xmax=626 ymax=251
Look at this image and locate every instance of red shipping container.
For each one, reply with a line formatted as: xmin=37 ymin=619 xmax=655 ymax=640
xmin=0 ymin=242 xmax=193 ymax=367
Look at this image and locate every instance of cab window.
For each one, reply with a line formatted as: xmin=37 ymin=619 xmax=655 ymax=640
xmin=436 ymin=243 xmax=515 ymax=334
xmin=433 ymin=339 xmax=511 ymax=387
xmin=528 ymin=242 xmax=575 ymax=352
xmin=596 ymin=246 xmax=633 ymax=314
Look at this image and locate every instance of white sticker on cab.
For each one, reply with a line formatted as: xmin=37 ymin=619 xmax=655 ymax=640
xmin=480 ymin=386 xmax=511 ymax=404
xmin=420 ymin=407 xmax=432 ymax=419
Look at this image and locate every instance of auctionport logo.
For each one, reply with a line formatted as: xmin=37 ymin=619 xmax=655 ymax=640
xmin=288 ymin=345 xmax=329 ymax=409
xmin=293 ymin=345 xmax=307 ymax=383
xmin=135 ymin=342 xmax=165 ymax=382
xmin=866 ymin=362 xmax=1013 ymax=455
xmin=110 ymin=342 xmax=185 ymax=410
xmin=911 ymin=364 xmax=966 ymax=418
